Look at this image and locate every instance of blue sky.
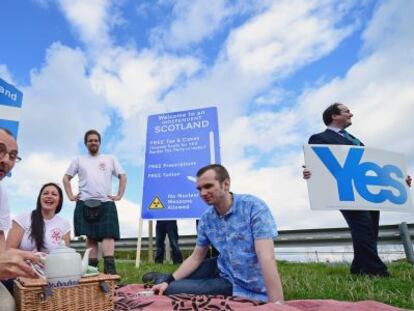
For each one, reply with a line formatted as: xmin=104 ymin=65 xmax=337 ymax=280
xmin=1 ymin=0 xmax=414 ymax=237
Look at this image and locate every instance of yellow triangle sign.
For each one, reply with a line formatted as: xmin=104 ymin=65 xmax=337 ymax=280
xmin=149 ymin=196 xmax=164 ymax=209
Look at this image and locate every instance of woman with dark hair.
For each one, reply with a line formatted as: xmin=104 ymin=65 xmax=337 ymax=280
xmin=6 ymin=183 xmax=71 ymax=252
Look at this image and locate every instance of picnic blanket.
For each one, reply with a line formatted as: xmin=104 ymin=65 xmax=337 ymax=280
xmin=115 ymin=284 xmax=410 ymax=311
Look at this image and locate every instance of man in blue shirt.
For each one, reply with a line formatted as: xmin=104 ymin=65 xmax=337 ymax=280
xmin=148 ymin=164 xmax=284 ymax=303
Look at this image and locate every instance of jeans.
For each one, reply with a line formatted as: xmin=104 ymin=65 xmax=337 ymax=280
xmin=160 ymin=257 xmax=233 ymax=296
xmin=155 ymin=220 xmax=183 ymax=264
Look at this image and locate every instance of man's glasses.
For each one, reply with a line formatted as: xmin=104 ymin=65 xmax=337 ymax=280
xmin=0 ymin=143 xmax=22 ymax=162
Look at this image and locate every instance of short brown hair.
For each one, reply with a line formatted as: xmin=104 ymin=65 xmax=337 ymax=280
xmin=196 ymin=164 xmax=230 ymax=183
xmin=322 ymin=103 xmax=343 ymax=125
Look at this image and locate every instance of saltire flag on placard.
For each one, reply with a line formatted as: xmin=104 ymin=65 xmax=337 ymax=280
xmin=0 ymin=78 xmax=23 ymax=138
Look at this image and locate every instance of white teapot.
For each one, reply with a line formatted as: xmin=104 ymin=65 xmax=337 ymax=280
xmin=42 ymin=244 xmax=91 ymax=288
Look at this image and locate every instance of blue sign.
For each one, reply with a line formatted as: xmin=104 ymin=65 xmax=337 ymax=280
xmin=312 ymin=146 xmax=407 ymax=205
xmin=0 ymin=78 xmax=23 ymax=137
xmin=142 ymin=107 xmax=221 ymax=219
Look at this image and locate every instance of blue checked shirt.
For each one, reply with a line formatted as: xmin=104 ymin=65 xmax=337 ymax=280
xmin=196 ymin=193 xmax=278 ymax=301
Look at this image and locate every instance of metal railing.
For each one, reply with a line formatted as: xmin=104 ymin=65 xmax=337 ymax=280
xmin=70 ymin=223 xmax=414 ymax=261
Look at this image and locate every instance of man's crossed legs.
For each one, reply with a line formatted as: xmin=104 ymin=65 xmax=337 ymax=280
xmin=142 ymin=257 xmax=232 ymax=296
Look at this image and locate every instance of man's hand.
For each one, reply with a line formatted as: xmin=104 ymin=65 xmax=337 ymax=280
xmin=68 ymin=194 xmax=80 ymax=201
xmin=0 ymin=249 xmax=41 ymax=279
xmin=302 ymin=165 xmax=311 ymax=179
xmin=406 ymin=175 xmax=412 ymax=187
xmin=108 ymin=194 xmax=122 ymax=201
xmin=152 ymin=282 xmax=169 ymax=295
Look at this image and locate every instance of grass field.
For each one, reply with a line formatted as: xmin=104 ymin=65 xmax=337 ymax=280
xmin=114 ymin=260 xmax=414 ymax=310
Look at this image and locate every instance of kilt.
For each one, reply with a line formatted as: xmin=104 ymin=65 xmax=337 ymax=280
xmin=74 ymin=200 xmax=120 ymax=241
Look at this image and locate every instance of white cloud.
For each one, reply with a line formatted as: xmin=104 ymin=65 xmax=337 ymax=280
xmin=19 ymin=43 xmax=110 ymax=156
xmin=8 ymin=152 xmax=70 ymax=198
xmin=57 ymin=0 xmax=121 ymax=50
xmin=222 ymin=111 xmax=302 ymax=164
xmin=116 ymin=198 xmax=140 ymax=237
xmin=90 ymin=48 xmax=201 ymax=118
xmin=154 ymin=0 xmax=358 ymax=125
xmin=361 ymin=0 xmax=414 ymax=55
xmin=254 ymin=88 xmax=290 ymax=106
xmin=225 ymin=0 xmax=354 ymax=77
xmin=151 ymin=0 xmax=234 ymax=50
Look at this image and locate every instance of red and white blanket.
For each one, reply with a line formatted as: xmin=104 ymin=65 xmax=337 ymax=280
xmin=115 ymin=284 xmax=409 ymax=311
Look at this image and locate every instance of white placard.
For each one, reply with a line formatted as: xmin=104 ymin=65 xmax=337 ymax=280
xmin=304 ymin=144 xmax=413 ymax=212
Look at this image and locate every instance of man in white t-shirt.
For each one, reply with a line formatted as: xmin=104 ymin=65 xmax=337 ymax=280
xmin=63 ymin=129 xmax=127 ymax=274
xmin=0 ymin=128 xmax=41 ymax=311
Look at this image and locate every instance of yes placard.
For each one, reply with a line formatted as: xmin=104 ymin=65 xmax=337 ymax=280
xmin=303 ymin=145 xmax=413 ymax=212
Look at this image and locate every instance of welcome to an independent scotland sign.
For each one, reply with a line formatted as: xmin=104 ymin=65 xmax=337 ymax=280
xmin=141 ymin=107 xmax=221 ymax=219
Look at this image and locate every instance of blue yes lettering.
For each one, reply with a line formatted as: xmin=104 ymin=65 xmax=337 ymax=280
xmin=312 ymin=147 xmax=407 ymax=204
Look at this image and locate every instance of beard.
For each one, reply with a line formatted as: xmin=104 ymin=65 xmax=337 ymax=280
xmin=88 ymin=145 xmax=99 ymax=155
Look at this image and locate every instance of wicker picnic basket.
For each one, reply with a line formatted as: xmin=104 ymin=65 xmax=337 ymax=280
xmin=14 ymin=273 xmax=120 ymax=311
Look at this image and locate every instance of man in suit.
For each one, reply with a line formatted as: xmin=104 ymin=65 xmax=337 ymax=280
xmin=303 ymin=103 xmax=411 ymax=277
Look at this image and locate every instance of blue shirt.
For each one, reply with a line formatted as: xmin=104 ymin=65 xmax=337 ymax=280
xmin=196 ymin=193 xmax=278 ymax=301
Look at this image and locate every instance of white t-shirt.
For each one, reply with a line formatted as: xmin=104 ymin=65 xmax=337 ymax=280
xmin=13 ymin=213 xmax=71 ymax=252
xmin=65 ymin=154 xmax=125 ymax=201
xmin=0 ymin=183 xmax=10 ymax=231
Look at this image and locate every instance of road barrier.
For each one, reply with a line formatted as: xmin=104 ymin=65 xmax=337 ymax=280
xmin=70 ymin=223 xmax=414 ymax=262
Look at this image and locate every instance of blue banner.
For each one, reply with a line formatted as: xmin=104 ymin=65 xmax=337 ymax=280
xmin=0 ymin=78 xmax=23 ymax=137
xmin=142 ymin=107 xmax=221 ymax=219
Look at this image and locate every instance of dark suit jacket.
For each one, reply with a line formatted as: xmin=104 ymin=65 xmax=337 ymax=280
xmin=308 ymin=129 xmax=364 ymax=146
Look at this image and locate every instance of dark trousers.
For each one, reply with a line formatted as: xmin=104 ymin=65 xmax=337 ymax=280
xmin=341 ymin=210 xmax=388 ymax=275
xmin=155 ymin=220 xmax=183 ymax=264
xmin=165 ymin=257 xmax=232 ymax=296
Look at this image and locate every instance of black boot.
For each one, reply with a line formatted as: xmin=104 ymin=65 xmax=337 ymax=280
xmin=88 ymin=258 xmax=99 ymax=268
xmin=104 ymin=256 xmax=117 ymax=274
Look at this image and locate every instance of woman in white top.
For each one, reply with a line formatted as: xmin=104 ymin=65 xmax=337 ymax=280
xmin=7 ymin=183 xmax=71 ymax=252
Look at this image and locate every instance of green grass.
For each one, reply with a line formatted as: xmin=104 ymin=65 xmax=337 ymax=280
xmin=113 ymin=260 xmax=414 ymax=310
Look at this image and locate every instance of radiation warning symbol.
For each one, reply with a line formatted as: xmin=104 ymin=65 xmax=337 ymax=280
xmin=149 ymin=196 xmax=164 ymax=209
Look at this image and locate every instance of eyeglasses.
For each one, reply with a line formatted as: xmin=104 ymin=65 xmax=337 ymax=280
xmin=0 ymin=143 xmax=22 ymax=162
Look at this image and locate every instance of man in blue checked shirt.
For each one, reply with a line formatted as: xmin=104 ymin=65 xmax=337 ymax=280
xmin=146 ymin=164 xmax=284 ymax=303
